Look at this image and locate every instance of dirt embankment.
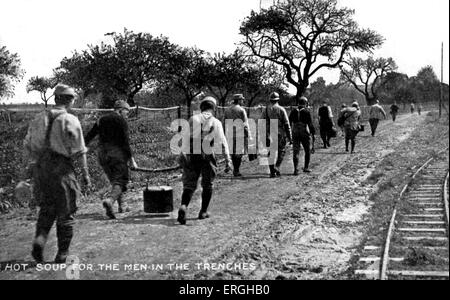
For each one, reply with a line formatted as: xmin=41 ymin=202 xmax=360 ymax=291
xmin=0 ymin=111 xmax=448 ymax=280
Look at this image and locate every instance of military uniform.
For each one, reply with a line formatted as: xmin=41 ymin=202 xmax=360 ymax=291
xmin=177 ymin=97 xmax=232 ymax=225
xmin=85 ymin=101 xmax=134 ymax=218
xmin=261 ymin=94 xmax=292 ymax=177
xmin=24 ymin=103 xmax=87 ymax=263
xmin=290 ymin=103 xmax=315 ymax=174
xmin=224 ymin=97 xmax=250 ymax=177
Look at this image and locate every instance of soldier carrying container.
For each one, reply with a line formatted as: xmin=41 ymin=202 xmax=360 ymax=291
xmin=85 ymin=100 xmax=138 ymax=220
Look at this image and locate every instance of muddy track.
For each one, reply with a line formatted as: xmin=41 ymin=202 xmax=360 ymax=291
xmin=0 ymin=113 xmax=444 ymax=280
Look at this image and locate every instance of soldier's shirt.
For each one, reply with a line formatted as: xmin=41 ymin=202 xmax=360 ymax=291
xmin=262 ymin=103 xmax=292 ymax=139
xmin=24 ymin=108 xmax=87 ymax=161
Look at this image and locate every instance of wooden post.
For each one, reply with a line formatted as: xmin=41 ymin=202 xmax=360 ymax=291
xmin=439 ymin=42 xmax=443 ymax=118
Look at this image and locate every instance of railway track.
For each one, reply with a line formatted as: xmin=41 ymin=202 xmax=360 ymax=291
xmin=356 ymin=155 xmax=449 ymax=280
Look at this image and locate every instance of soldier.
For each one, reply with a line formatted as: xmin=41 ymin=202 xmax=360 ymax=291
xmin=85 ymin=100 xmax=138 ymax=219
xmin=23 ymin=84 xmax=91 ymax=263
xmin=261 ymin=92 xmax=292 ymax=178
xmin=318 ymin=99 xmax=334 ymax=148
xmin=410 ymin=102 xmax=415 ymax=114
xmin=339 ymin=102 xmax=362 ymax=154
xmin=289 ymin=97 xmax=316 ymax=174
xmin=224 ymin=94 xmax=250 ymax=177
xmin=368 ymin=99 xmax=387 ymax=137
xmin=177 ymin=96 xmax=232 ymax=225
xmin=390 ymin=102 xmax=400 ymax=122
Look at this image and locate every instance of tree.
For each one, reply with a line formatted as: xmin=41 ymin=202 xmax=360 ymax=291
xmin=26 ymin=76 xmax=57 ymax=107
xmin=202 ymin=49 xmax=252 ymax=107
xmin=163 ymin=47 xmax=207 ymax=116
xmin=0 ymin=45 xmax=25 ymax=99
xmin=339 ymin=56 xmax=397 ymax=105
xmin=410 ymin=66 xmax=440 ymax=104
xmin=240 ymin=60 xmax=287 ymax=108
xmin=55 ymin=28 xmax=176 ymax=107
xmin=240 ymin=0 xmax=383 ymax=98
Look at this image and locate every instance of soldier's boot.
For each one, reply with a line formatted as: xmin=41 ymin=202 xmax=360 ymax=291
xmin=199 ymin=188 xmax=213 ymax=220
xmin=293 ymin=152 xmax=300 ymax=176
xmin=351 ymin=140 xmax=356 ymax=154
xmin=178 ymin=189 xmax=194 ymax=225
xmin=269 ymin=165 xmax=277 ymax=178
xmin=54 ymin=219 xmax=73 ymax=264
xmin=233 ymin=156 xmax=243 ymax=177
xmin=117 ymin=195 xmax=130 ymax=213
xmin=103 ymin=185 xmax=122 ymax=219
xmin=32 ymin=210 xmax=54 ymax=263
xmin=31 ymin=235 xmax=46 ymax=263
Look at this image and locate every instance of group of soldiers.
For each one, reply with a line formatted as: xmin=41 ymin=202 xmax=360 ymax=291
xmin=21 ymin=83 xmax=415 ymax=263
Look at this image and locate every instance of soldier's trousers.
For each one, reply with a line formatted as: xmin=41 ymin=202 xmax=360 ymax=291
xmin=369 ymin=118 xmax=380 ymax=136
xmin=267 ymin=134 xmax=287 ymax=171
xmin=292 ymin=135 xmax=311 ymax=171
xmin=35 ymin=206 xmax=75 ymax=254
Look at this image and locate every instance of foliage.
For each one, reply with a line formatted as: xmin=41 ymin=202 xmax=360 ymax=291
xmin=339 ymin=56 xmax=397 ymax=105
xmin=240 ymin=0 xmax=384 ymax=98
xmin=0 ymin=45 xmax=25 ymax=99
xmin=55 ymin=28 xmax=176 ymax=107
xmin=26 ymin=76 xmax=57 ymax=107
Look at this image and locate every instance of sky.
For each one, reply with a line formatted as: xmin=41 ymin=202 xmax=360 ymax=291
xmin=0 ymin=0 xmax=449 ymax=104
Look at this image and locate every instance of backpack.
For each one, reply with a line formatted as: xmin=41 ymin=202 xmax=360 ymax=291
xmin=27 ymin=110 xmax=66 ymax=157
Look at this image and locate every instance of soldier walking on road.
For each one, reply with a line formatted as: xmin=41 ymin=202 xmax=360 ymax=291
xmin=290 ymin=97 xmax=315 ymax=174
xmin=390 ymin=102 xmax=400 ymax=122
xmin=318 ymin=99 xmax=334 ymax=148
xmin=224 ymin=94 xmax=250 ymax=177
xmin=410 ymin=102 xmax=415 ymax=114
xmin=261 ymin=92 xmax=292 ymax=178
xmin=368 ymin=99 xmax=387 ymax=137
xmin=339 ymin=102 xmax=362 ymax=154
xmin=85 ymin=100 xmax=138 ymax=220
xmin=177 ymin=96 xmax=232 ymax=225
xmin=23 ymin=84 xmax=91 ymax=264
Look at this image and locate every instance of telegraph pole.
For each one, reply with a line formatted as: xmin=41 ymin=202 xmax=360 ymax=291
xmin=439 ymin=42 xmax=443 ymax=118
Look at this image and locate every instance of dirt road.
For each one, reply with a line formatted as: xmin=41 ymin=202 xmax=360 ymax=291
xmin=0 ymin=112 xmax=447 ymax=280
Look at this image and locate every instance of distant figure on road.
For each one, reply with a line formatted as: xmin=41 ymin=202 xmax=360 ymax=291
xmin=410 ymin=103 xmax=415 ymax=114
xmin=417 ymin=104 xmax=423 ymax=115
xmin=339 ymin=102 xmax=361 ymax=154
xmin=85 ymin=100 xmax=138 ymax=219
xmin=224 ymin=94 xmax=250 ymax=177
xmin=369 ymin=99 xmax=387 ymax=137
xmin=23 ymin=84 xmax=91 ymax=264
xmin=177 ymin=96 xmax=232 ymax=225
xmin=339 ymin=104 xmax=347 ymax=136
xmin=290 ymin=97 xmax=315 ymax=174
xmin=390 ymin=102 xmax=400 ymax=122
xmin=318 ymin=99 xmax=334 ymax=149
xmin=261 ymin=92 xmax=292 ymax=178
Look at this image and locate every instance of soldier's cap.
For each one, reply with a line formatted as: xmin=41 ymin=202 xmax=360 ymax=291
xmin=54 ymin=84 xmax=77 ymax=98
xmin=269 ymin=92 xmax=280 ymax=101
xmin=233 ymin=94 xmax=245 ymax=101
xmin=299 ymin=96 xmax=308 ymax=103
xmin=114 ymin=100 xmax=131 ymax=110
xmin=298 ymin=98 xmax=308 ymax=106
xmin=352 ymin=101 xmax=360 ymax=108
xmin=201 ymin=96 xmax=217 ymax=107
